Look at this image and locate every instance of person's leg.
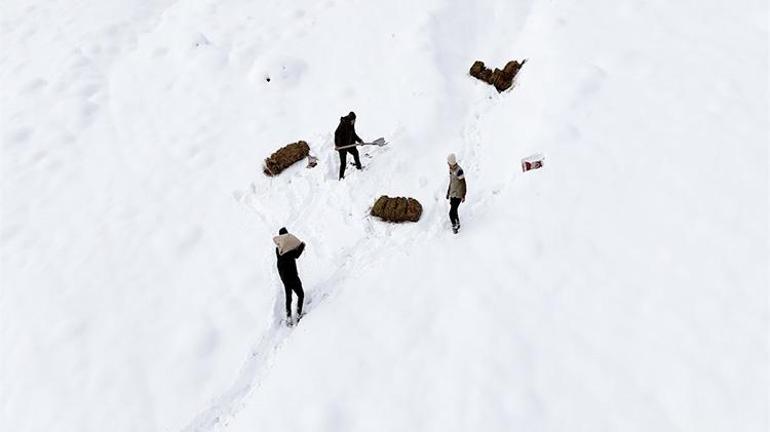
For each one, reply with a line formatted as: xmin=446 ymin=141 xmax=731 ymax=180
xmin=349 ymin=147 xmax=362 ymax=169
xmin=449 ymin=198 xmax=461 ymax=227
xmin=283 ymin=282 xmax=293 ymax=318
xmin=338 ymin=150 xmax=347 ymax=179
xmin=454 ymin=198 xmax=461 ymax=226
xmin=293 ymin=279 xmax=305 ymax=316
xmin=448 ymin=198 xmax=456 ymax=226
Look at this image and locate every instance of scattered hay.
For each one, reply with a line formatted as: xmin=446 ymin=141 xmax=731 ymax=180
xmin=469 ymin=59 xmax=526 ymax=92
xmin=370 ymin=195 xmax=422 ymax=223
xmin=263 ymin=141 xmax=310 ymax=176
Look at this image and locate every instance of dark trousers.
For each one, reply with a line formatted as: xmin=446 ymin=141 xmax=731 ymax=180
xmin=282 ymin=278 xmax=304 ymax=317
xmin=449 ymin=197 xmax=462 ymax=227
xmin=338 ymin=147 xmax=362 ymax=179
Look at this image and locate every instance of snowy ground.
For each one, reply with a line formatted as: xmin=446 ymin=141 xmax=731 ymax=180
xmin=1 ymin=0 xmax=767 ymax=431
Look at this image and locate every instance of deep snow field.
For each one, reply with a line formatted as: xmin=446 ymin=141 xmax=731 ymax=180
xmin=1 ymin=0 xmax=767 ymax=431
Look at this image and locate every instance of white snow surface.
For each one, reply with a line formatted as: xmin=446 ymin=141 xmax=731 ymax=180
xmin=1 ymin=0 xmax=767 ymax=431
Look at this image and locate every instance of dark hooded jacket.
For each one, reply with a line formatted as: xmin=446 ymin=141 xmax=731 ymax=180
xmin=334 ymin=114 xmax=362 ymax=150
xmin=276 ymin=242 xmax=305 ymax=282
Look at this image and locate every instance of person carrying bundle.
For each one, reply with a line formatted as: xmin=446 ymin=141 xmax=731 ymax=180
xmin=273 ymin=227 xmax=306 ymax=324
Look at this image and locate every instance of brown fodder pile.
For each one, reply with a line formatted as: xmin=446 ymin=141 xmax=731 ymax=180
xmin=370 ymin=196 xmax=423 ymax=223
xmin=263 ymin=141 xmax=310 ymax=176
xmin=469 ymin=59 xmax=526 ymax=92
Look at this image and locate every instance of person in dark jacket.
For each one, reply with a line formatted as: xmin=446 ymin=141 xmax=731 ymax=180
xmin=275 ymin=227 xmax=305 ymax=322
xmin=334 ymin=111 xmax=363 ymax=180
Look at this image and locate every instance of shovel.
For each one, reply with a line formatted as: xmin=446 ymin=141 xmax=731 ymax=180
xmin=335 ymin=137 xmax=388 ymax=151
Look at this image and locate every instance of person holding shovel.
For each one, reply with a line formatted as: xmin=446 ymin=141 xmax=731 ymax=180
xmin=334 ymin=111 xmax=364 ymax=180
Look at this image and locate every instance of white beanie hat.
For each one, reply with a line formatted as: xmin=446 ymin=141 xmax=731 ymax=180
xmin=447 ymin=153 xmax=457 ymax=165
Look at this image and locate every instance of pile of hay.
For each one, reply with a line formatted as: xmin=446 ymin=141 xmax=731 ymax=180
xmin=263 ymin=141 xmax=310 ymax=176
xmin=469 ymin=59 xmax=526 ymax=92
xmin=370 ymin=195 xmax=422 ymax=223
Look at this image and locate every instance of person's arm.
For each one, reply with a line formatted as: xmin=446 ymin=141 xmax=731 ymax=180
xmin=353 ymin=128 xmax=363 ymax=143
xmin=446 ymin=181 xmax=450 ymax=199
xmin=334 ymin=126 xmax=342 ymax=149
xmin=457 ymin=169 xmax=467 ymax=201
xmin=293 ymin=242 xmax=306 ymax=259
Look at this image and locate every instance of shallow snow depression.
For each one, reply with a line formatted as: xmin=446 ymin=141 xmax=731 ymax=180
xmin=1 ymin=0 xmax=767 ymax=431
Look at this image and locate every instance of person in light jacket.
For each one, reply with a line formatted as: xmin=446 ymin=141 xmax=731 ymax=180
xmin=446 ymin=153 xmax=467 ymax=233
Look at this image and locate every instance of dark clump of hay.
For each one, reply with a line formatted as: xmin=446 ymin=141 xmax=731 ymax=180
xmin=370 ymin=195 xmax=423 ymax=223
xmin=469 ymin=59 xmax=526 ymax=92
xmin=264 ymin=141 xmax=310 ymax=176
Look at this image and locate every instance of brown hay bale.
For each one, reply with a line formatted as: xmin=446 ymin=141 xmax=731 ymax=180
xmin=263 ymin=141 xmax=310 ymax=176
xmin=502 ymin=60 xmax=523 ymax=76
xmin=371 ymin=195 xmax=422 ymax=223
xmin=491 ymin=68 xmax=513 ymax=92
xmin=469 ymin=61 xmax=486 ymax=78
xmin=468 ymin=59 xmax=526 ymax=92
xmin=478 ymin=68 xmax=493 ymax=82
